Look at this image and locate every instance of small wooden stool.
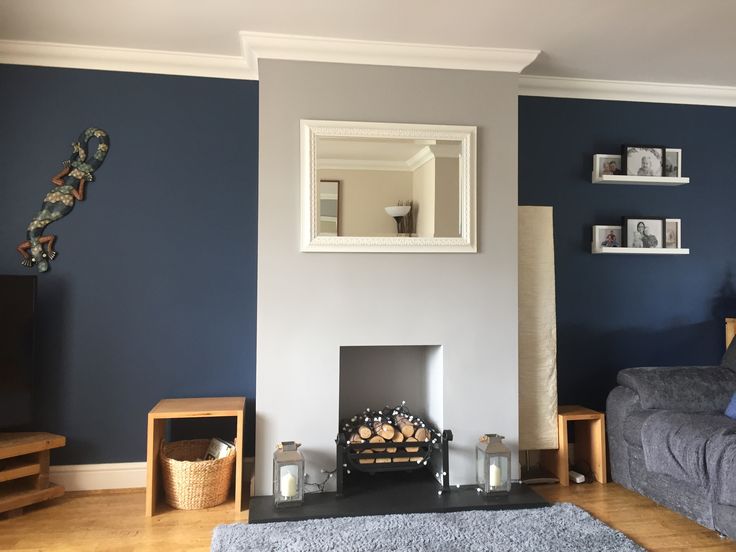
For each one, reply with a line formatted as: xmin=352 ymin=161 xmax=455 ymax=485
xmin=145 ymin=397 xmax=245 ymax=516
xmin=541 ymin=405 xmax=607 ymax=486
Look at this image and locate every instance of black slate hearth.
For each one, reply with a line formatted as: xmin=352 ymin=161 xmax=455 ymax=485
xmin=248 ymin=470 xmax=548 ymax=524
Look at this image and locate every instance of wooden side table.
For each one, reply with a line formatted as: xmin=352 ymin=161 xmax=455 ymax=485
xmin=541 ymin=405 xmax=607 ymax=486
xmin=145 ymin=397 xmax=245 ymax=516
xmin=725 ymin=317 xmax=736 ymax=349
xmin=0 ymin=432 xmax=66 ymax=516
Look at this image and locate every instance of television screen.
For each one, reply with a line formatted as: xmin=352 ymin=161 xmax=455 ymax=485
xmin=0 ymin=275 xmax=36 ymax=429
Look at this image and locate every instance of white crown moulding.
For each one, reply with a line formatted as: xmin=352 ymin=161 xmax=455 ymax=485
xmin=3 ymin=36 xmax=736 ymax=107
xmin=519 ymin=74 xmax=736 ymax=108
xmin=0 ymin=39 xmax=255 ymax=80
xmin=239 ymin=32 xmax=541 ymax=76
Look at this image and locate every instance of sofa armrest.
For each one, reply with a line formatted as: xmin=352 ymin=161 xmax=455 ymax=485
xmin=606 ymin=386 xmax=643 ymax=488
xmin=617 ymin=365 xmax=736 ymax=412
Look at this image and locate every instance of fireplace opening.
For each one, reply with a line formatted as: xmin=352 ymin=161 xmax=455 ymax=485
xmin=337 ymin=346 xmax=448 ymax=496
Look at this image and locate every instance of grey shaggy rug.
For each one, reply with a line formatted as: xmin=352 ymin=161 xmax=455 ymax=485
xmin=211 ymin=503 xmax=644 ymax=551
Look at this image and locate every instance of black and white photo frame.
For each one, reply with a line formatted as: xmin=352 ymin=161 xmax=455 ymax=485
xmin=622 ymin=145 xmax=665 ymax=177
xmin=622 ymin=217 xmax=665 ymax=249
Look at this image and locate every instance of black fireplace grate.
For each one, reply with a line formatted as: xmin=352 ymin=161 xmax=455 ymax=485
xmin=335 ymin=429 xmax=453 ymax=496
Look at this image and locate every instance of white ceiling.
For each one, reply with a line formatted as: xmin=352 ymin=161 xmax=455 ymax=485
xmin=2 ymin=0 xmax=736 ymax=86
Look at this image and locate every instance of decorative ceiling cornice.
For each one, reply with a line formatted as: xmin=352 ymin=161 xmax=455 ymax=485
xmin=519 ymin=74 xmax=736 ymax=107
xmin=239 ymin=32 xmax=541 ymax=77
xmin=0 ymin=39 xmax=254 ymax=80
xmin=3 ymin=36 xmax=736 ymax=107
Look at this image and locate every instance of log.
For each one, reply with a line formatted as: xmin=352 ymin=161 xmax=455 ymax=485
xmin=415 ymin=427 xmax=430 ymax=442
xmin=349 ymin=432 xmax=364 ymax=444
xmin=386 ymin=431 xmax=402 ymax=453
xmin=392 ymin=455 xmax=410 ymax=463
xmin=394 ymin=415 xmax=415 ymax=437
xmin=405 ymin=437 xmax=419 ymax=453
xmin=369 ymin=435 xmax=386 ymax=452
xmin=358 ymin=450 xmax=374 ymax=464
xmin=375 ymin=457 xmax=392 ymax=464
xmin=357 ymin=425 xmax=373 ymax=439
xmin=373 ymin=421 xmax=395 ymax=440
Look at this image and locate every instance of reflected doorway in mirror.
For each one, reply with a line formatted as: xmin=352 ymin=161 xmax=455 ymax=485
xmin=318 ymin=180 xmax=339 ymax=236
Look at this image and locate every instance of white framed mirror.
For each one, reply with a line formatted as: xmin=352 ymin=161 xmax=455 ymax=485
xmin=300 ymin=120 xmax=477 ymax=253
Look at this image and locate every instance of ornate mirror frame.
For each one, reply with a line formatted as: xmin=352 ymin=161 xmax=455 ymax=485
xmin=300 ymin=120 xmax=477 ymax=253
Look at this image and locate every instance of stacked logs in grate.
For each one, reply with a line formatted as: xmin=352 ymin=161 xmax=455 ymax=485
xmin=339 ymin=403 xmax=440 ymax=465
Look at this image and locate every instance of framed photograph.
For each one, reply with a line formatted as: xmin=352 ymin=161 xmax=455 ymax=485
xmin=665 ymin=218 xmax=681 ymax=249
xmin=593 ymin=154 xmax=622 ymax=178
xmin=622 ymin=145 xmax=665 ymax=177
xmin=593 ymin=225 xmax=622 ymax=249
xmin=622 ymin=217 xmax=665 ymax=249
xmin=665 ymin=148 xmax=682 ymax=177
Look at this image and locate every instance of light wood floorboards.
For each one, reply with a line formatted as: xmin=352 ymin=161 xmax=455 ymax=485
xmin=534 ymin=483 xmax=736 ymax=552
xmin=0 ymin=484 xmax=734 ymax=551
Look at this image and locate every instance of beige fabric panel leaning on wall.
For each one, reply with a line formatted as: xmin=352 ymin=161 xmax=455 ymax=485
xmin=518 ymin=205 xmax=558 ymax=450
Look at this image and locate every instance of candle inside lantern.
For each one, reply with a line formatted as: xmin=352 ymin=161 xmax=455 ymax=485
xmin=489 ymin=463 xmax=502 ymax=487
xmin=280 ymin=470 xmax=297 ymax=498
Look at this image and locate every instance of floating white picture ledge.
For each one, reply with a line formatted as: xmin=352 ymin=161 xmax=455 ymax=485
xmin=591 ymin=245 xmax=690 ymax=255
xmin=591 ymin=173 xmax=690 ymax=186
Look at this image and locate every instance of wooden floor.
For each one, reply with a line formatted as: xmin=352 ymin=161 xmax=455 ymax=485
xmin=534 ymin=484 xmax=736 ymax=552
xmin=0 ymin=484 xmax=734 ymax=551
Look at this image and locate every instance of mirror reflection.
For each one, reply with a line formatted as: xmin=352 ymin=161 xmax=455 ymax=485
xmin=316 ymin=137 xmax=461 ymax=238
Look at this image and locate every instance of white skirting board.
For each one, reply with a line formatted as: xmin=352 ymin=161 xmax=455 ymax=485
xmin=50 ymin=462 xmax=146 ymax=491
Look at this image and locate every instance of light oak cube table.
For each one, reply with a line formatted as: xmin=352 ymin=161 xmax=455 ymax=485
xmin=541 ymin=405 xmax=607 ymax=486
xmin=145 ymin=397 xmax=245 ymax=516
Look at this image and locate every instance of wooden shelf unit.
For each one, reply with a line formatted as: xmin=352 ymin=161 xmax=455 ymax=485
xmin=146 ymin=397 xmax=245 ymax=517
xmin=591 ymin=173 xmax=689 ymax=186
xmin=592 ymin=245 xmax=690 ymax=255
xmin=0 ymin=432 xmax=66 ymax=516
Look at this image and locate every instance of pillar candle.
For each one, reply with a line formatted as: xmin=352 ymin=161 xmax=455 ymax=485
xmin=489 ymin=464 xmax=502 ymax=487
xmin=280 ymin=471 xmax=297 ymax=498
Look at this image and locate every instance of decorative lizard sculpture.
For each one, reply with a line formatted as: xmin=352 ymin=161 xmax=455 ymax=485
xmin=17 ymin=127 xmax=110 ymax=273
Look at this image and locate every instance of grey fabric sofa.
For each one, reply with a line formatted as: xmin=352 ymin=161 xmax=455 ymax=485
xmin=607 ymin=345 xmax=736 ymax=539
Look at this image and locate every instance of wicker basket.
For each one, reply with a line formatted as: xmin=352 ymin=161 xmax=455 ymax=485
xmin=160 ymin=439 xmax=235 ymax=510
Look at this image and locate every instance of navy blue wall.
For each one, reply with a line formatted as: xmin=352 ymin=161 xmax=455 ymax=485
xmin=519 ymin=96 xmax=736 ymax=412
xmin=0 ymin=65 xmax=258 ymax=463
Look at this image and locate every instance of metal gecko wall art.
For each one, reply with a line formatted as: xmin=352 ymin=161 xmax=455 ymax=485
xmin=16 ymin=128 xmax=110 ymax=273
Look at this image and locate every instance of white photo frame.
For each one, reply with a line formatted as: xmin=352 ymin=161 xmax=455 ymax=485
xmin=665 ymin=218 xmax=682 ymax=249
xmin=592 ymin=225 xmax=622 ymax=251
xmin=665 ymin=149 xmax=682 ymax=178
xmin=593 ymin=154 xmax=622 ymax=178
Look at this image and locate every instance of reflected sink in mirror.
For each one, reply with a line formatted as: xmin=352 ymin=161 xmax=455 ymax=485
xmin=384 ymin=205 xmax=411 ymax=218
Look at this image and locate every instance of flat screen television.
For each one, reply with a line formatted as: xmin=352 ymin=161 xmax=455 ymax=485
xmin=0 ymin=275 xmax=36 ymax=429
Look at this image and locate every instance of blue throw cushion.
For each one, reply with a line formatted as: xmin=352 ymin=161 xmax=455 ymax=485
xmin=727 ymin=393 xmax=736 ymax=420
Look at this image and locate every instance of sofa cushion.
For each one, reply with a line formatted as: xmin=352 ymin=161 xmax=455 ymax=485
xmin=617 ymin=365 xmax=736 ymax=412
xmin=641 ymin=411 xmax=736 ymax=506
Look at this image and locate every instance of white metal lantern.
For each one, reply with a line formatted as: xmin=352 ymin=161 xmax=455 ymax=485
xmin=273 ymin=441 xmax=304 ymax=508
xmin=476 ymin=434 xmax=511 ymax=494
